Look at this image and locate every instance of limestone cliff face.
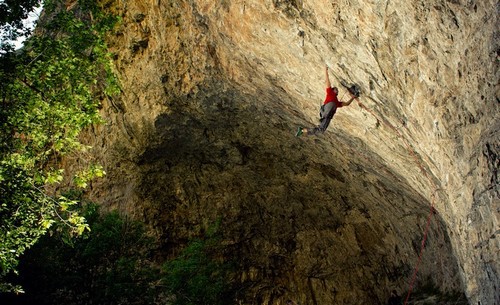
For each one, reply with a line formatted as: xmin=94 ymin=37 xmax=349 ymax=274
xmin=84 ymin=0 xmax=498 ymax=304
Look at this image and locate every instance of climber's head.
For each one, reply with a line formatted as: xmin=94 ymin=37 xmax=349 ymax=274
xmin=332 ymin=87 xmax=339 ymax=94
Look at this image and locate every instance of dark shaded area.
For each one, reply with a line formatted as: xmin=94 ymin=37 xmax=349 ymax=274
xmin=0 ymin=205 xmax=158 ymax=305
xmin=128 ymin=79 xmax=467 ymax=304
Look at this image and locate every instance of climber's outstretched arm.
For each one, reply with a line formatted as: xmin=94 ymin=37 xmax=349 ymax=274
xmin=325 ymin=66 xmax=331 ymax=89
xmin=342 ymin=96 xmax=356 ymax=106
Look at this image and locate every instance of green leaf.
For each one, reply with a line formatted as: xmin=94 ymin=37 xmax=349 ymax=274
xmin=44 ymin=169 xmax=64 ymax=184
xmin=40 ymin=219 xmax=55 ymax=230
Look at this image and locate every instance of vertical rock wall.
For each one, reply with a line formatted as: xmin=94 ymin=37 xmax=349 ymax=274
xmin=83 ymin=0 xmax=498 ymax=303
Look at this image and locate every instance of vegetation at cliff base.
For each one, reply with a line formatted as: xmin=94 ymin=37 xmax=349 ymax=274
xmin=0 ymin=205 xmax=236 ymax=305
xmin=161 ymin=223 xmax=236 ymax=305
xmin=0 ymin=0 xmax=119 ymax=292
xmin=1 ymin=203 xmax=159 ymax=305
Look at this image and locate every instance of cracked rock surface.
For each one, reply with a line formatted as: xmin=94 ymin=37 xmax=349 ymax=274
xmin=80 ymin=0 xmax=498 ymax=304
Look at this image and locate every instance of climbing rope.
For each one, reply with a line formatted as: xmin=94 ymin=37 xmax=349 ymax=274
xmin=354 ymin=97 xmax=440 ymax=304
xmin=403 ymin=196 xmax=436 ymax=305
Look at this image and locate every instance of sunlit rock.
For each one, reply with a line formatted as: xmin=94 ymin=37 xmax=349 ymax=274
xmin=83 ymin=0 xmax=498 ymax=304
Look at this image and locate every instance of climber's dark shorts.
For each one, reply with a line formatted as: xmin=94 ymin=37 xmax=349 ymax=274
xmin=308 ymin=102 xmax=337 ymax=136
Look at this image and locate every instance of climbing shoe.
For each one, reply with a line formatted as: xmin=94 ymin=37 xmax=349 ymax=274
xmin=295 ymin=127 xmax=303 ymax=137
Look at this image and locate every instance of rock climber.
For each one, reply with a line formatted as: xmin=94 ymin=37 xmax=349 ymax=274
xmin=296 ymin=65 xmax=359 ymax=137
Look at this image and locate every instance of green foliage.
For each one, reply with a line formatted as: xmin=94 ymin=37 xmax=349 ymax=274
xmin=162 ymin=224 xmax=236 ymax=305
xmin=0 ymin=0 xmax=119 ymax=291
xmin=0 ymin=213 xmax=238 ymax=305
xmin=1 ymin=203 xmax=159 ymax=305
xmin=0 ymin=0 xmax=42 ymax=52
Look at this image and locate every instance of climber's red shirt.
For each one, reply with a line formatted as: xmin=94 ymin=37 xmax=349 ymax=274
xmin=324 ymin=87 xmax=343 ymax=108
